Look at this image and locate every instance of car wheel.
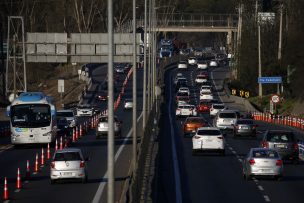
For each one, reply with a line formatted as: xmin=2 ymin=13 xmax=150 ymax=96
xmin=82 ymin=177 xmax=87 ymax=184
xmin=244 ymin=173 xmax=251 ymax=181
xmin=50 ymin=179 xmax=56 ymax=184
xmin=221 ymin=150 xmax=225 ymax=156
xmin=192 ymin=150 xmax=197 ymax=156
xmin=275 ymin=175 xmax=283 ymax=181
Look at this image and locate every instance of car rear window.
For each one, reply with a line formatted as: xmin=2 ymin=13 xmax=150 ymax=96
xmin=197 ymin=75 xmax=206 ymax=79
xmin=197 ymin=130 xmax=221 ymax=135
xmin=219 ymin=113 xmax=236 ymax=118
xmin=267 ymin=132 xmax=295 ymax=142
xmin=237 ymin=120 xmax=254 ymax=124
xmin=177 ymin=92 xmax=189 ymax=96
xmin=252 ymin=150 xmax=279 ymax=158
xmin=186 ymin=118 xmax=204 ymax=123
xmin=54 ymin=152 xmax=82 ymax=161
xmin=213 ymin=105 xmax=225 ymax=109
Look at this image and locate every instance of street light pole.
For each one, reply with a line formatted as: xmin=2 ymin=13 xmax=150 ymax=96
xmin=107 ymin=0 xmax=114 ymax=202
xmin=132 ymin=0 xmax=137 ymax=172
xmin=143 ymin=0 xmax=147 ymax=129
xmin=258 ymin=22 xmax=262 ymax=97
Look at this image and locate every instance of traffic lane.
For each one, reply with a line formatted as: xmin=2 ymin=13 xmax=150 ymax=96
xmin=226 ymin=120 xmax=304 ymax=203
xmin=155 ymin=66 xmax=192 ymax=203
xmin=172 ymin=67 xmax=265 ymax=203
xmin=10 ymin=68 xmax=143 ymax=203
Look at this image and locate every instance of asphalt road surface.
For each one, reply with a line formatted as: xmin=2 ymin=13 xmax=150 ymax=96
xmin=0 ymin=64 xmax=144 ymax=203
xmin=155 ymin=64 xmax=304 ymax=203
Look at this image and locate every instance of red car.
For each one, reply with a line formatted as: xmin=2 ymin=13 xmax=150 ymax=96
xmin=198 ymin=71 xmax=209 ymax=78
xmin=197 ymin=100 xmax=212 ymax=113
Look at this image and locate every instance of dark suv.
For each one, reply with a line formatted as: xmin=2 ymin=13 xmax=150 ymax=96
xmin=261 ymin=130 xmax=299 ymax=164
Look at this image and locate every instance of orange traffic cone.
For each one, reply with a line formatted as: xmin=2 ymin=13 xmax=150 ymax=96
xmin=80 ymin=124 xmax=83 ymax=137
xmin=72 ymin=128 xmax=76 ymax=142
xmin=64 ymin=135 xmax=68 ymax=148
xmin=34 ymin=153 xmax=39 ymax=173
xmin=26 ymin=160 xmax=30 ymax=180
xmin=41 ymin=148 xmax=45 ymax=166
xmin=76 ymin=126 xmax=80 ymax=140
xmin=55 ymin=139 xmax=58 ymax=151
xmin=3 ymin=177 xmax=9 ymax=200
xmin=60 ymin=136 xmax=63 ymax=150
xmin=16 ymin=168 xmax=22 ymax=189
xmin=47 ymin=143 xmax=51 ymax=160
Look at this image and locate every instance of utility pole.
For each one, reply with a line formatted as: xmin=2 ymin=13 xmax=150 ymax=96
xmin=132 ymin=0 xmax=137 ymax=175
xmin=258 ymin=21 xmax=262 ymax=97
xmin=278 ymin=3 xmax=283 ymax=61
xmin=143 ymin=0 xmax=147 ymax=129
xmin=107 ymin=0 xmax=114 ymax=202
xmin=13 ymin=35 xmax=16 ymax=99
xmin=0 ymin=21 xmax=5 ymax=98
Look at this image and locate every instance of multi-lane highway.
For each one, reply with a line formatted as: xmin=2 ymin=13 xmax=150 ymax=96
xmin=0 ymin=64 xmax=144 ymax=203
xmin=155 ymin=63 xmax=304 ymax=203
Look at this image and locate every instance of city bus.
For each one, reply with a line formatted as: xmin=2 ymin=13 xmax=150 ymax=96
xmin=6 ymin=92 xmax=57 ymax=145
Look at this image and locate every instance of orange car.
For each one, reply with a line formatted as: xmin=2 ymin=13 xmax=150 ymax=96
xmin=183 ymin=117 xmax=208 ymax=137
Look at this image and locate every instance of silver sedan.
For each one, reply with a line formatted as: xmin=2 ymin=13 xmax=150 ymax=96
xmin=242 ymin=148 xmax=283 ymax=181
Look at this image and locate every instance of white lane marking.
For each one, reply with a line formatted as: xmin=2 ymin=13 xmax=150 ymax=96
xmin=4 ymin=200 xmax=10 ymax=203
xmin=92 ymin=112 xmax=143 ymax=203
xmin=258 ymin=185 xmax=264 ymax=191
xmin=228 ymin=147 xmax=233 ymax=150
xmin=168 ymin=72 xmax=183 ymax=203
xmin=238 ymin=158 xmax=242 ymax=162
xmin=231 ymin=150 xmax=236 ymax=154
xmin=264 ymin=195 xmax=271 ymax=202
xmin=15 ymin=189 xmax=20 ymax=193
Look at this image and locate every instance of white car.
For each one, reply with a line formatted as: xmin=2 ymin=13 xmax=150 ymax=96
xmin=50 ymin=148 xmax=88 ymax=184
xmin=192 ymin=127 xmax=225 ymax=155
xmin=200 ymin=86 xmax=212 ymax=95
xmin=176 ymin=104 xmax=197 ymax=118
xmin=56 ymin=109 xmax=77 ymax=128
xmin=123 ymin=99 xmax=133 ymax=109
xmin=178 ymin=87 xmax=190 ymax=96
xmin=214 ymin=110 xmax=238 ymax=130
xmin=177 ymin=61 xmax=188 ymax=69
xmin=209 ymin=103 xmax=226 ymax=117
xmin=200 ymin=93 xmax=214 ymax=100
xmin=188 ymin=57 xmax=197 ymax=65
xmin=76 ymin=105 xmax=93 ymax=117
xmin=195 ymin=75 xmax=208 ymax=84
xmin=96 ymin=116 xmax=122 ymax=137
xmin=197 ymin=61 xmax=208 ymax=70
xmin=174 ymin=76 xmax=186 ymax=85
xmin=209 ymin=60 xmax=218 ymax=67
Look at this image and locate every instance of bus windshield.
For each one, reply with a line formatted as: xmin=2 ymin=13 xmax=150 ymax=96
xmin=11 ymin=104 xmax=51 ymax=128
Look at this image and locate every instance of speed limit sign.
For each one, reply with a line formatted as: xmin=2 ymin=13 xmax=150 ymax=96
xmin=271 ymin=94 xmax=280 ymax=103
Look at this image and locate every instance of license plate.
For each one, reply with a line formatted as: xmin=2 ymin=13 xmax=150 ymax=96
xmin=62 ymin=172 xmax=72 ymax=176
xmin=260 ymin=169 xmax=271 ymax=172
xmin=241 ymin=126 xmax=249 ymax=129
xmin=275 ymin=144 xmax=286 ymax=148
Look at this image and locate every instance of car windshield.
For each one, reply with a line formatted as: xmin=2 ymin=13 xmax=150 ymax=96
xmin=54 ymin=152 xmax=82 ymax=161
xmin=11 ymin=104 xmax=51 ymax=128
xmin=99 ymin=117 xmax=119 ymax=122
xmin=219 ymin=113 xmax=236 ymax=118
xmin=197 ymin=130 xmax=221 ymax=135
xmin=57 ymin=111 xmax=74 ymax=117
xmin=78 ymin=106 xmax=91 ymax=109
xmin=197 ymin=75 xmax=206 ymax=79
xmin=177 ymin=92 xmax=189 ymax=96
xmin=252 ymin=150 xmax=279 ymax=158
xmin=237 ymin=120 xmax=254 ymax=124
xmin=267 ymin=132 xmax=295 ymax=143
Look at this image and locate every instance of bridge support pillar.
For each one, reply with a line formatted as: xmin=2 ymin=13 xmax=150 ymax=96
xmin=227 ymin=30 xmax=232 ymax=54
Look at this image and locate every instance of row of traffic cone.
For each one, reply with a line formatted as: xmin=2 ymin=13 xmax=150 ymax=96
xmin=2 ymin=144 xmax=52 ymax=201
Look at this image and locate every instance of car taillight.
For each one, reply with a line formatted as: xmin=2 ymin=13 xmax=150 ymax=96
xmin=51 ymin=161 xmax=55 ymax=169
xmin=293 ymin=143 xmax=299 ymax=150
xmin=276 ymin=159 xmax=283 ymax=166
xmin=194 ymin=135 xmax=201 ymax=139
xmin=217 ymin=136 xmax=223 ymax=139
xmin=235 ymin=125 xmax=239 ymax=129
xmin=249 ymin=159 xmax=255 ymax=165
xmin=261 ymin=141 xmax=269 ymax=148
xmin=80 ymin=161 xmax=85 ymax=168
xmin=252 ymin=125 xmax=257 ymax=129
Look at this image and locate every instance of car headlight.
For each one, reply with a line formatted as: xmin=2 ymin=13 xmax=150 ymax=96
xmin=43 ymin=132 xmax=52 ymax=136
